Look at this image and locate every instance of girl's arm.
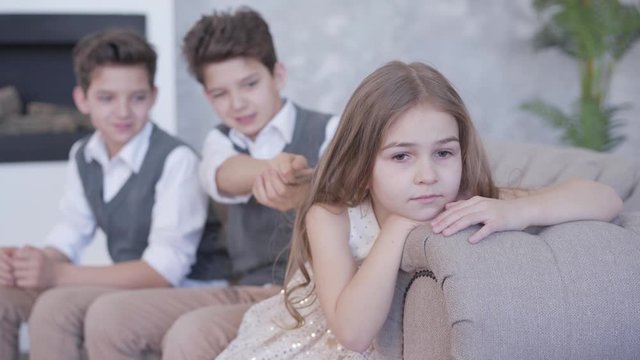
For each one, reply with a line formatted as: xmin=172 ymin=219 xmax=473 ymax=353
xmin=307 ymin=204 xmax=416 ymax=352
xmin=431 ymin=178 xmax=623 ymax=243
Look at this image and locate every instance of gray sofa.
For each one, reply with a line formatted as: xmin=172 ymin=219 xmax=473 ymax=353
xmin=380 ymin=140 xmax=640 ymax=359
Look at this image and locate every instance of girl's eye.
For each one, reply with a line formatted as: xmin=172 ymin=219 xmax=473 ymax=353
xmin=435 ymin=150 xmax=453 ymax=158
xmin=211 ymin=92 xmax=226 ymax=99
xmin=132 ymin=94 xmax=147 ymax=102
xmin=392 ymin=153 xmax=410 ymax=161
xmin=97 ymin=95 xmax=112 ymax=102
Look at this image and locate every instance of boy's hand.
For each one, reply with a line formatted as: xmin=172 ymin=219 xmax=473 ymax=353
xmin=0 ymin=247 xmax=16 ymax=287
xmin=430 ymin=196 xmax=529 ymax=244
xmin=11 ymin=246 xmax=60 ymax=290
xmin=267 ymin=153 xmax=309 ymax=185
xmin=253 ymin=169 xmax=312 ymax=211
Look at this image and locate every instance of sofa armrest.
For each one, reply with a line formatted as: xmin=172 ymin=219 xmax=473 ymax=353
xmin=397 ymin=216 xmax=640 ymax=359
xmin=400 ymin=225 xmax=434 ymax=273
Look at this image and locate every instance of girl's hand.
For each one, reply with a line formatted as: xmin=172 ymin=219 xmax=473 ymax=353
xmin=430 ymin=196 xmax=529 ymax=244
xmin=380 ymin=214 xmax=427 ymax=243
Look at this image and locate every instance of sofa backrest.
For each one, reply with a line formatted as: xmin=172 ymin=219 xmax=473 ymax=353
xmin=483 ymin=140 xmax=640 ymax=211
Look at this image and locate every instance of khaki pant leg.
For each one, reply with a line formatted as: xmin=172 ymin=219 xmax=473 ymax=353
xmin=85 ymin=287 xmax=230 ymax=360
xmin=162 ymin=285 xmax=280 ymax=360
xmin=28 ymin=287 xmax=116 ymax=360
xmin=0 ymin=287 xmax=39 ymax=360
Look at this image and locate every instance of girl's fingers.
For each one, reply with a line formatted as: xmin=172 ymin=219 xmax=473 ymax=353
xmin=433 ymin=205 xmax=479 ymax=233
xmin=468 ymin=225 xmax=494 ymax=244
xmin=440 ymin=211 xmax=485 ymax=236
xmin=433 ymin=198 xmax=480 ymax=226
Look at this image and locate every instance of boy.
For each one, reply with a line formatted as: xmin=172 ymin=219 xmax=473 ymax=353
xmin=83 ymin=7 xmax=339 ymax=359
xmin=0 ymin=29 xmax=230 ymax=360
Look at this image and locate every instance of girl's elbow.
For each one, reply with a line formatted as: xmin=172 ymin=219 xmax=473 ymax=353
xmin=337 ymin=336 xmax=372 ymax=353
xmin=607 ymin=191 xmax=624 ymax=220
xmin=597 ymin=184 xmax=623 ymax=221
xmin=332 ymin=327 xmax=373 ymax=353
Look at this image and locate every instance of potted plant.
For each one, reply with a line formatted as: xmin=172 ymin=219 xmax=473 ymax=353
xmin=522 ymin=0 xmax=640 ymax=151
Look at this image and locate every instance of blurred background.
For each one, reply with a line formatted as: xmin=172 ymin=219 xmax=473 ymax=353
xmin=1 ymin=0 xmax=639 ymax=261
xmin=177 ymin=0 xmax=640 ymax=156
xmin=0 ymin=0 xmax=638 ymax=353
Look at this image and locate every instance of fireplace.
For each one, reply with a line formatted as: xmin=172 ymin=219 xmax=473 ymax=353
xmin=0 ymin=14 xmax=145 ymax=162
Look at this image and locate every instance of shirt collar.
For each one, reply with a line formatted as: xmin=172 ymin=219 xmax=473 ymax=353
xmin=228 ymin=99 xmax=296 ymax=149
xmin=84 ymin=121 xmax=153 ymax=173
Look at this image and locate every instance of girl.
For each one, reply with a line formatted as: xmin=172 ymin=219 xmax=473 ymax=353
xmin=217 ymin=61 xmax=622 ymax=359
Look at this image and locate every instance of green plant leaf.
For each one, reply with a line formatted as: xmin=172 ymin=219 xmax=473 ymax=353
xmin=525 ymin=0 xmax=637 ymax=152
xmin=520 ymin=99 xmax=572 ymax=129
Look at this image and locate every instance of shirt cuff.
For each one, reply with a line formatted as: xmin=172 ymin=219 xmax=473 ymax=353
xmin=42 ymin=225 xmax=84 ymax=263
xmin=142 ymin=244 xmax=193 ymax=286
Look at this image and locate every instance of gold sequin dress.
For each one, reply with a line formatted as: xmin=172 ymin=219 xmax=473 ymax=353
xmin=216 ymin=201 xmax=380 ymax=359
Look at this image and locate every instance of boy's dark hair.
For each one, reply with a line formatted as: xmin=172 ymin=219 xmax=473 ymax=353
xmin=182 ymin=7 xmax=277 ymax=84
xmin=73 ymin=29 xmax=157 ymax=92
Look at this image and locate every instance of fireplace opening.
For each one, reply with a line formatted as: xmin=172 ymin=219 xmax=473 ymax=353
xmin=0 ymin=14 xmax=145 ymax=163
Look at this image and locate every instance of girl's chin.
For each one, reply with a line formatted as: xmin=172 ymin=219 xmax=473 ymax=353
xmin=403 ymin=212 xmax=439 ymax=223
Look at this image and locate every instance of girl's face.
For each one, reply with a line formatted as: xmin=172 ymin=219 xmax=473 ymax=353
xmin=369 ymin=103 xmax=462 ymax=225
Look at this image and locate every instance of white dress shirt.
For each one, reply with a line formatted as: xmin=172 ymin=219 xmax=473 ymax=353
xmin=44 ymin=122 xmax=212 ymax=287
xmin=199 ymin=100 xmax=340 ymax=203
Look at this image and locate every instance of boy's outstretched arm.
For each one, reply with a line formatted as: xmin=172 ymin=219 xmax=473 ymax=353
xmin=431 ymin=178 xmax=623 ymax=243
xmin=214 ymin=152 xmax=308 ymax=196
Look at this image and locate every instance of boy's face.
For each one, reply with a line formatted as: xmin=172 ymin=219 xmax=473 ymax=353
xmin=73 ymin=64 xmax=157 ymax=157
xmin=202 ymin=57 xmax=285 ymax=140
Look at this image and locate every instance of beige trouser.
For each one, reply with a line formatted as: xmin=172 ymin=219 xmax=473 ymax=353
xmin=0 ymin=286 xmax=116 ymax=360
xmin=0 ymin=287 xmax=39 ymax=360
xmin=85 ymin=285 xmax=280 ymax=360
xmin=1 ymin=284 xmax=278 ymax=360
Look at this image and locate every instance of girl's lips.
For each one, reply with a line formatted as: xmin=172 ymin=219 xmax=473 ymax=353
xmin=410 ymin=195 xmax=442 ymax=203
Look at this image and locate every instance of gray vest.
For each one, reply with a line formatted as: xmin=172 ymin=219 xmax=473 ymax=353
xmin=217 ymin=104 xmax=331 ymax=285
xmin=76 ymin=124 xmax=232 ymax=281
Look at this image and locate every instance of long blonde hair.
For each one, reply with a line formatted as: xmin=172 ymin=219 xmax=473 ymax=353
xmin=283 ymin=61 xmax=498 ymax=326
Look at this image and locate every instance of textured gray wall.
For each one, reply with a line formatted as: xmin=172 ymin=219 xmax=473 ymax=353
xmin=176 ymin=0 xmax=640 ymax=157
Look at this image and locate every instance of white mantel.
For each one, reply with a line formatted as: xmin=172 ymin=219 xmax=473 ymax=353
xmin=0 ymin=0 xmax=178 ymax=263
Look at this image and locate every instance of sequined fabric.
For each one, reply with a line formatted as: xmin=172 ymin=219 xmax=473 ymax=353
xmin=216 ymin=201 xmax=380 ymax=359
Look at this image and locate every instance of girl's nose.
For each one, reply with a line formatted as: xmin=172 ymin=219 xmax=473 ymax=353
xmin=414 ymin=160 xmax=437 ymax=185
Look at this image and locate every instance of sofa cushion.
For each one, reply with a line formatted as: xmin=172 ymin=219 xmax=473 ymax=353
xmin=400 ymin=213 xmax=640 ymax=359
